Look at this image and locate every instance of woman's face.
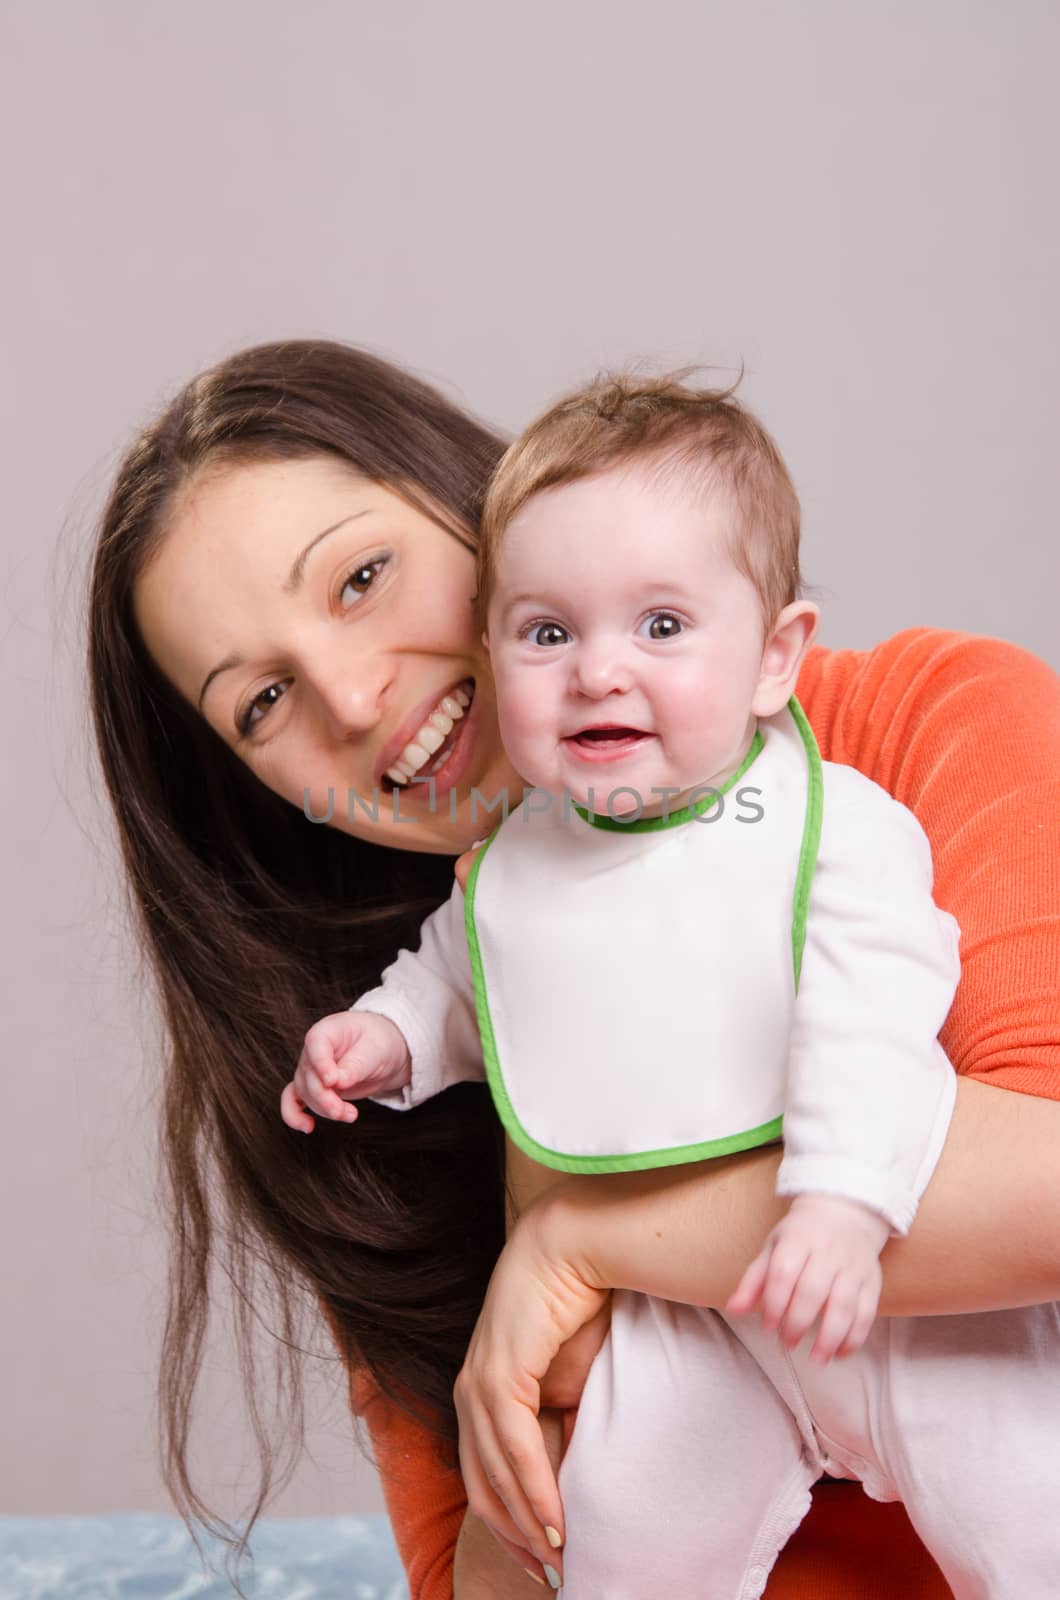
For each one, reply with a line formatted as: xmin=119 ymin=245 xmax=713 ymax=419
xmin=134 ymin=455 xmax=520 ymax=854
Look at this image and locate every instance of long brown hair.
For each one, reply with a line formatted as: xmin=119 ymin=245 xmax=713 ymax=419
xmin=87 ymin=341 xmax=508 ymax=1561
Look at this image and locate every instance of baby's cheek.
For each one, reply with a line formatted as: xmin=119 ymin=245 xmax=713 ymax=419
xmin=497 ymin=691 xmax=551 ymax=766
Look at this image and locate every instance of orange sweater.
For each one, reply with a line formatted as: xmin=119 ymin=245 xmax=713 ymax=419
xmin=353 ymin=629 xmax=1060 ymax=1599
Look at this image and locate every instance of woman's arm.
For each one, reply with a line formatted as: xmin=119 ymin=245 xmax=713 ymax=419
xmin=455 ymin=1073 xmax=1060 ymax=1563
xmin=458 ymin=1058 xmax=1060 ymax=1551
xmin=375 ymin=1017 xmax=1060 ymax=1587
xmin=536 ymin=1074 xmax=1060 ymax=1317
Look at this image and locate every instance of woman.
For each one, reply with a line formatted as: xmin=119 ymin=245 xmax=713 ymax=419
xmin=88 ymin=339 xmax=1060 ymax=1597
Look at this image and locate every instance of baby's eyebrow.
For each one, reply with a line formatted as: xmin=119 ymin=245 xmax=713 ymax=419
xmin=498 ymin=593 xmax=548 ymax=618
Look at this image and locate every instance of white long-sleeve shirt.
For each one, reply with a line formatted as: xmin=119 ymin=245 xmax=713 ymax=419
xmin=359 ymin=731 xmax=959 ymax=1236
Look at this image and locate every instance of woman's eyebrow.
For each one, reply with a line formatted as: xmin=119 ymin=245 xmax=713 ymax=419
xmin=198 ymin=509 xmax=373 ymax=711
xmin=282 ymin=509 xmax=372 ymax=594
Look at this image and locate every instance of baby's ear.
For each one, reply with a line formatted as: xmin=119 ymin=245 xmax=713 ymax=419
xmin=751 ymin=601 xmax=820 ymax=718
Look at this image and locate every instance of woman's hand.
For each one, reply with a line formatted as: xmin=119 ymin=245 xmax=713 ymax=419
xmin=453 ymin=1201 xmax=609 ymax=1586
xmin=452 ymin=1141 xmax=784 ymax=1575
xmin=454 ymin=1410 xmax=572 ymax=1596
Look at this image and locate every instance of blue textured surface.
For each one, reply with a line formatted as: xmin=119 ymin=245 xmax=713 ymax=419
xmin=0 ymin=1514 xmax=408 ymax=1600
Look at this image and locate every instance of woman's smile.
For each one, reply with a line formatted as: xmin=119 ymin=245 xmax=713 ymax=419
xmin=378 ymin=677 xmax=474 ymax=789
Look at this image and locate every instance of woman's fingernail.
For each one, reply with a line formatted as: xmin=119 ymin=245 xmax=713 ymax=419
xmin=523 ymin=1569 xmax=546 ymax=1587
xmin=544 ymin=1564 xmax=562 ymax=1590
xmin=545 ymin=1525 xmax=563 ymax=1548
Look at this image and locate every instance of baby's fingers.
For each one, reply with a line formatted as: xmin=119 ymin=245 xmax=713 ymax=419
xmin=302 ymin=1027 xmax=344 ymax=1089
xmin=777 ymin=1260 xmax=839 ymax=1349
xmin=329 ymin=1054 xmax=372 ymax=1096
xmin=760 ymin=1243 xmax=812 ymax=1332
xmin=809 ymin=1275 xmax=875 ymax=1364
xmin=726 ymin=1247 xmax=772 ymax=1317
xmin=833 ymin=1279 xmax=882 ymax=1360
xmin=294 ymin=1060 xmax=357 ymax=1123
xmin=280 ymin=1081 xmax=314 ymax=1133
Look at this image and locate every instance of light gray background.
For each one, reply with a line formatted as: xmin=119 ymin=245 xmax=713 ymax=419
xmin=3 ymin=0 xmax=1057 ymax=1518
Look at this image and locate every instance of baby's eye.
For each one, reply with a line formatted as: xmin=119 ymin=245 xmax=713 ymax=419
xmin=637 ymin=612 xmax=683 ymax=640
xmin=338 ymin=555 xmax=389 ymax=607
xmin=526 ymin=621 xmax=571 ymax=648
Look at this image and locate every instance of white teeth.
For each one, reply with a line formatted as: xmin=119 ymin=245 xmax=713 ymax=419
xmin=385 ymin=682 xmax=474 ymax=785
xmin=401 ymin=739 xmax=431 ymax=770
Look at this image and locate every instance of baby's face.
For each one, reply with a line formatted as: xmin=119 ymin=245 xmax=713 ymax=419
xmin=486 ymin=462 xmax=772 ymax=817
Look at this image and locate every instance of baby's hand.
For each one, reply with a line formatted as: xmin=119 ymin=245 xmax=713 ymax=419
xmin=726 ymin=1194 xmax=889 ymax=1363
xmin=454 ymin=843 xmax=484 ymax=893
xmin=280 ymin=1011 xmax=411 ymax=1133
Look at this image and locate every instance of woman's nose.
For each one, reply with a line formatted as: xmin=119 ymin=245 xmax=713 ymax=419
xmin=305 ymin=654 xmax=393 ymax=738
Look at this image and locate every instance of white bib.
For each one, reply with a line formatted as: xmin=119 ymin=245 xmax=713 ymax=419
xmin=463 ymin=699 xmax=823 ymax=1173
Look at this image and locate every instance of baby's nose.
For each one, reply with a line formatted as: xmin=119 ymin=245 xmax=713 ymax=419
xmin=572 ymin=642 xmax=633 ymax=696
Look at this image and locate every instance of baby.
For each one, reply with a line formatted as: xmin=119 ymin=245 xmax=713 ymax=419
xmin=282 ymin=377 xmax=1060 ymax=1600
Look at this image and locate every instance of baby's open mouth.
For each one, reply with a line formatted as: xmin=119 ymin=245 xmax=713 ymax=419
xmin=564 ymin=726 xmax=653 ymax=763
xmin=383 ymin=679 xmax=474 ymax=790
xmin=568 ymin=726 xmax=649 ymax=746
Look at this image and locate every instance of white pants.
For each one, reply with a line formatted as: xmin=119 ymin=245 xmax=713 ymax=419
xmin=558 ymin=1292 xmax=1060 ymax=1599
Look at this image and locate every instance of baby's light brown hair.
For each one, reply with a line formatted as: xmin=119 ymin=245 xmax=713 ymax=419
xmin=477 ymin=371 xmax=802 ymax=632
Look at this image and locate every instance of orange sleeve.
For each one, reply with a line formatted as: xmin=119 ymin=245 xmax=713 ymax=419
xmin=796 ymin=628 xmax=1060 ymax=1097
xmin=353 ymin=629 xmax=1060 ymax=1599
xmin=350 ymin=1371 xmax=466 ymax=1600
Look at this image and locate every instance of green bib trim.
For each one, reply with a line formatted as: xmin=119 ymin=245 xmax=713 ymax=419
xmin=464 ymin=696 xmax=823 ymax=1175
xmin=788 ymin=695 xmax=824 ymax=990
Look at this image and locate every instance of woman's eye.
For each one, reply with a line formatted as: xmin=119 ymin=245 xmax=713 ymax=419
xmin=236 ymin=556 xmax=391 ymax=739
xmin=638 ymin=612 xmax=683 ymax=641
xmin=527 ymin=621 xmax=571 ymax=647
xmin=237 ymin=679 xmax=290 ymax=738
xmin=338 ymin=554 xmax=389 ymax=606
